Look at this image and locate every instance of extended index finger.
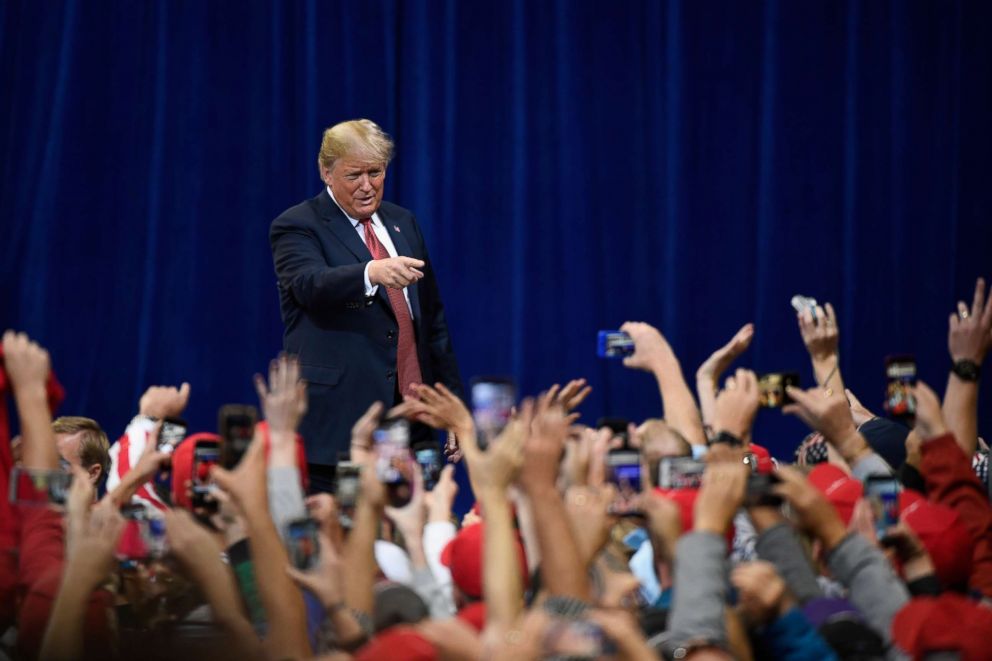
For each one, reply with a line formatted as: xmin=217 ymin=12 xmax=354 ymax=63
xmin=399 ymin=257 xmax=426 ymax=268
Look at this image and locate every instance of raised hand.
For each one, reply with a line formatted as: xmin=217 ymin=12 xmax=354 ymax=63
xmin=404 ymin=382 xmax=474 ymax=436
xmin=712 ymin=368 xmax=761 ymax=439
xmin=463 ymin=402 xmax=528 ymax=496
xmin=545 ymin=378 xmax=593 ymax=413
xmin=697 ymin=323 xmax=755 ymax=385
xmin=783 ymin=386 xmax=863 ymax=455
xmin=368 ymin=256 xmax=425 ymax=289
xmin=948 ymin=277 xmax=992 ymax=364
xmin=798 ymin=302 xmax=839 ymax=362
xmin=910 ymin=381 xmax=948 ymax=442
xmin=619 ymin=321 xmax=674 ymax=373
xmin=518 ymin=398 xmax=569 ymax=494
xmin=694 ymin=461 xmax=748 ymax=535
xmin=254 ymin=353 xmax=307 ymax=435
xmin=139 ymin=382 xmax=191 ymax=419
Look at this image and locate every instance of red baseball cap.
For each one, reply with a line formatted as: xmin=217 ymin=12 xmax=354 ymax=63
xmin=440 ymin=523 xmax=528 ymax=600
xmin=354 ymin=626 xmax=437 ymax=660
xmin=899 ymin=490 xmax=973 ymax=589
xmin=808 ymin=464 xmax=863 ymax=526
xmin=748 ymin=443 xmax=775 ymax=474
xmin=892 ymin=593 xmax=992 ymax=660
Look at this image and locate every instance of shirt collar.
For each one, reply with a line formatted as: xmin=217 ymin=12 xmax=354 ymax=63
xmin=326 ymin=186 xmax=380 ymax=229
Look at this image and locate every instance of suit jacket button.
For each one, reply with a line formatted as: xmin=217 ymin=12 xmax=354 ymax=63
xmin=386 ymin=330 xmax=396 ymax=340
xmin=386 ymin=370 xmax=395 ymax=379
xmin=365 ymin=298 xmax=374 ymax=307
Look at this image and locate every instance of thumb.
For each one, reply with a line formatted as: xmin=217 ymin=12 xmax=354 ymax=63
xmin=845 ymin=389 xmax=864 ymax=409
xmin=178 ymin=382 xmax=191 ymax=402
xmin=211 ymin=466 xmax=235 ymax=493
xmin=285 ymin=564 xmax=313 ymax=588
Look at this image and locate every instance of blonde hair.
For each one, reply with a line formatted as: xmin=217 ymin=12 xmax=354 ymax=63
xmin=317 ymin=119 xmax=395 ymax=174
xmin=53 ymin=416 xmax=110 ymax=481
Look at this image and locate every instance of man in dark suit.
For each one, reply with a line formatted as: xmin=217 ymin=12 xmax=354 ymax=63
xmin=269 ymin=119 xmax=462 ymax=490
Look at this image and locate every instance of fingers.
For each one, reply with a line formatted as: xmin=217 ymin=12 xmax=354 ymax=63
xmin=254 ymin=374 xmax=268 ymax=403
xmin=958 ymin=300 xmax=970 ymax=319
xmin=178 ymin=382 xmax=191 ymax=405
xmin=399 ymin=257 xmax=426 ymax=269
xmin=972 ymin=277 xmax=985 ymax=318
xmin=824 ymin=302 xmax=837 ymax=326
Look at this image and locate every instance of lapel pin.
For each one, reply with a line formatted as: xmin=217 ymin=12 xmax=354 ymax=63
xmin=393 ymin=225 xmax=401 ymax=232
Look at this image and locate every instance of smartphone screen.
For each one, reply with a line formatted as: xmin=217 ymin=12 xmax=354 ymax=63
xmin=285 ymin=517 xmax=320 ymax=571
xmin=596 ymin=331 xmax=635 ymax=358
xmin=219 ymin=404 xmax=257 ymax=469
xmin=658 ymin=457 xmax=706 ymax=490
xmin=607 ymin=450 xmax=642 ymax=516
xmin=158 ymin=417 xmax=188 ymax=455
xmin=192 ymin=442 xmax=220 ymax=511
xmin=9 ymin=467 xmax=72 ymax=508
xmin=865 ymin=476 xmax=901 ymax=539
xmin=373 ymin=419 xmax=411 ymax=485
xmin=884 ymin=355 xmax=916 ymax=419
xmin=470 ymin=377 xmax=516 ymax=450
xmin=335 ymin=462 xmax=361 ymax=510
xmin=758 ymin=372 xmax=800 ymax=408
xmin=414 ymin=446 xmax=442 ymax=491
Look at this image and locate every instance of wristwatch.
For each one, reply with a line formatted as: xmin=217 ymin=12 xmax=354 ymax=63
xmin=951 ymin=359 xmax=981 ymax=382
xmin=709 ymin=430 xmax=744 ymax=447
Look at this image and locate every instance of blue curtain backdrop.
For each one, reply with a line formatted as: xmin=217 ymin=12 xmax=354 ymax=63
xmin=2 ymin=1 xmax=991 ymax=469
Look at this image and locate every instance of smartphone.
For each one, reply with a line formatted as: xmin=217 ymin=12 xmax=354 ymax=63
xmin=607 ymin=449 xmax=642 ymax=516
xmin=158 ymin=417 xmax=188 ymax=454
xmin=883 ymin=355 xmax=916 ymax=420
xmin=9 ymin=467 xmax=72 ymax=508
xmin=470 ymin=377 xmax=516 ymax=450
xmin=218 ymin=404 xmax=257 ymax=469
xmin=414 ymin=445 xmax=443 ymax=491
xmin=285 ymin=517 xmax=320 ymax=571
xmin=658 ymin=457 xmax=706 ymax=490
xmin=597 ymin=330 xmax=635 ymax=358
xmin=334 ymin=462 xmax=361 ymax=510
xmin=543 ymin=618 xmax=616 ymax=658
xmin=597 ymin=417 xmax=631 ymax=448
xmin=865 ymin=475 xmax=901 ymax=540
xmin=373 ymin=418 xmax=413 ymax=507
xmin=191 ymin=441 xmax=220 ymax=513
xmin=758 ymin=372 xmax=800 ymax=408
xmin=790 ymin=295 xmax=818 ymax=316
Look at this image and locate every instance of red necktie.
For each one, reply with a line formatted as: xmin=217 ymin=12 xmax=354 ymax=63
xmin=359 ymin=218 xmax=423 ymax=398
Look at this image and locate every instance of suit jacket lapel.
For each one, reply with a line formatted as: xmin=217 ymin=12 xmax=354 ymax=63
xmin=315 ymin=189 xmax=373 ymax=263
xmin=379 ymin=209 xmax=422 ymax=323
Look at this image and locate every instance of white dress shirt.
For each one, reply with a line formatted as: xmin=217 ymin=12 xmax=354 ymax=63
xmin=327 ymin=187 xmax=413 ymax=317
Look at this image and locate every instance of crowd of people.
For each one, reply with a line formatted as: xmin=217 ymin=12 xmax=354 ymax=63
xmin=2 ymin=277 xmax=992 ymax=660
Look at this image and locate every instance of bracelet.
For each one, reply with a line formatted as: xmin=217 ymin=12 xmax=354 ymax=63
xmin=709 ymin=430 xmax=743 ymax=447
xmin=819 ymin=361 xmax=839 ymax=390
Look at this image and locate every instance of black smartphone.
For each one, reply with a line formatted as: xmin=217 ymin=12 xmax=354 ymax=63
xmin=8 ymin=467 xmax=72 ymax=508
xmin=745 ymin=472 xmax=783 ymax=507
xmin=865 ymin=475 xmax=901 ymax=540
xmin=470 ymin=377 xmax=516 ymax=450
xmin=218 ymin=404 xmax=258 ymax=469
xmin=658 ymin=457 xmax=706 ymax=490
xmin=285 ymin=517 xmax=320 ymax=571
xmin=606 ymin=449 xmax=642 ymax=516
xmin=158 ymin=417 xmax=188 ymax=454
xmin=883 ymin=355 xmax=916 ymax=420
xmin=373 ymin=418 xmax=413 ymax=507
xmin=414 ymin=445 xmax=443 ymax=491
xmin=191 ymin=441 xmax=220 ymax=513
xmin=597 ymin=417 xmax=631 ymax=448
xmin=758 ymin=372 xmax=800 ymax=408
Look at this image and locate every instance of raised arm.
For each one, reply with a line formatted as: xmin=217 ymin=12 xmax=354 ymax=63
xmin=2 ymin=331 xmax=57 ymax=470
xmin=696 ymin=323 xmax=755 ymax=433
xmin=943 ymin=276 xmax=992 ymax=458
xmin=621 ymin=321 xmax=707 ymax=447
xmin=796 ymin=302 xmax=847 ymax=397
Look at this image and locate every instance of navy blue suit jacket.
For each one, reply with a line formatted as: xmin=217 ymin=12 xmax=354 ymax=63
xmin=270 ymin=189 xmax=463 ymax=464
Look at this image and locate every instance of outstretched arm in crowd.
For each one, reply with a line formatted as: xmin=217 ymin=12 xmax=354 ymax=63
xmin=621 ymin=321 xmax=707 ymax=448
xmin=696 ymin=323 xmax=754 ymax=434
xmin=912 ymin=381 xmax=992 ymax=599
xmin=518 ymin=396 xmax=592 ymax=601
xmin=212 ymin=422 xmax=310 ymax=658
xmin=460 ymin=399 xmax=528 ymax=635
xmin=942 ymin=276 xmax=992 ymax=458
xmin=40 ymin=468 xmax=122 ymax=660
xmin=784 ymin=385 xmax=892 ymax=479
xmin=796 ymin=302 xmax=847 ymax=397
xmin=773 ymin=466 xmax=909 ymax=652
xmin=3 ymin=331 xmax=57 ymax=470
xmin=164 ymin=509 xmax=264 ymax=660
